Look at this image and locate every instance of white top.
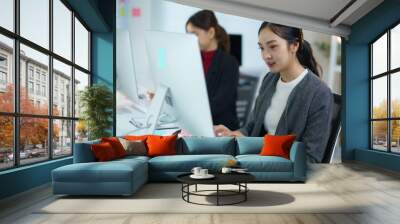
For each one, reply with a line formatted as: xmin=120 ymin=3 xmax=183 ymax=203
xmin=264 ymin=69 xmax=308 ymax=135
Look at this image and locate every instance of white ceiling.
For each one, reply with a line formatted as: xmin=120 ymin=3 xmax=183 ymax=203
xmin=167 ymin=0 xmax=384 ymax=37
xmin=225 ymin=0 xmax=352 ymax=22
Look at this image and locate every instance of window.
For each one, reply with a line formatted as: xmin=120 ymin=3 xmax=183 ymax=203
xmin=75 ymin=18 xmax=89 ymax=70
xmin=0 ymin=0 xmax=14 ymax=32
xmin=391 ymin=24 xmax=400 ymax=70
xmin=0 ymin=53 xmax=8 ymax=89
xmin=54 ymin=91 xmax=58 ymax=105
xmin=0 ymin=116 xmax=13 ymax=170
xmin=42 ymin=85 xmax=46 ymax=97
xmin=371 ymin=23 xmax=400 ymax=154
xmin=0 ymin=71 xmax=6 ymax=85
xmin=0 ymin=34 xmax=13 ymax=113
xmin=74 ymin=69 xmax=89 ymax=118
xmin=0 ymin=1 xmax=91 ymax=170
xmin=36 ymin=84 xmax=40 ymax=95
xmin=36 ymin=70 xmax=41 ymax=81
xmin=53 ymin=119 xmax=72 ymax=158
xmin=0 ymin=55 xmax=7 ymax=67
xmin=29 ymin=67 xmax=34 ymax=80
xmin=53 ymin=59 xmax=72 ymax=117
xmin=53 ymin=0 xmax=72 ymax=60
xmin=19 ymin=117 xmax=49 ymax=165
xmin=20 ymin=0 xmax=49 ymax=49
xmin=28 ymin=82 xmax=34 ymax=94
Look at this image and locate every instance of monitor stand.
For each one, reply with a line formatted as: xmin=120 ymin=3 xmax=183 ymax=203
xmin=145 ymin=84 xmax=174 ymax=134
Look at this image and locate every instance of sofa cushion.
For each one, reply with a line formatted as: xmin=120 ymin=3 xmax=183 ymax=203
xmin=147 ymin=135 xmax=177 ymax=157
xmin=236 ymin=155 xmax=293 ymax=172
xmin=101 ymin=137 xmax=127 ymax=158
xmin=53 ymin=158 xmax=148 ymax=183
xmin=91 ymin=142 xmax=118 ymax=161
xmin=118 ymin=138 xmax=147 ymax=156
xmin=178 ymin=137 xmax=235 ymax=155
xmin=236 ymin=137 xmax=263 ymax=155
xmin=148 ymin=154 xmax=235 ymax=172
xmin=260 ymin=135 xmax=296 ymax=159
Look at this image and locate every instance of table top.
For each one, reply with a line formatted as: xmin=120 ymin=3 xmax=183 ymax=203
xmin=177 ymin=172 xmax=255 ymax=185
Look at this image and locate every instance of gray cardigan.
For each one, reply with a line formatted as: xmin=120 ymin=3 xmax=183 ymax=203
xmin=239 ymin=71 xmax=333 ymax=163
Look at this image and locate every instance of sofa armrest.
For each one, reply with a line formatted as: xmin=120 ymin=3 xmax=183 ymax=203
xmin=73 ymin=141 xmax=99 ymax=163
xmin=289 ymin=141 xmax=306 ymax=182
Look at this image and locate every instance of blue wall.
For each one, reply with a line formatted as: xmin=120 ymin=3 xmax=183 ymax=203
xmin=0 ymin=0 xmax=115 ymax=200
xmin=92 ymin=32 xmax=114 ymax=94
xmin=343 ymin=0 xmax=400 ymax=170
xmin=92 ymin=32 xmax=115 ymax=135
xmin=0 ymin=158 xmax=72 ymax=199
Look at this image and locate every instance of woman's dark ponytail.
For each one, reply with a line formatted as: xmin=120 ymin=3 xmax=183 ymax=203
xmin=258 ymin=22 xmax=322 ymax=77
xmin=186 ymin=10 xmax=230 ymax=53
xmin=215 ymin=25 xmax=230 ymax=53
xmin=297 ymin=40 xmax=321 ymax=77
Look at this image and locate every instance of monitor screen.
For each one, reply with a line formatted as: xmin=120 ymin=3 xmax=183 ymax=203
xmin=229 ymin=34 xmax=242 ymax=66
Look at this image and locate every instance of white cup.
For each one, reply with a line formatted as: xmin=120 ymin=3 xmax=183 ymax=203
xmin=191 ymin=167 xmax=202 ymax=176
xmin=200 ymin=169 xmax=208 ymax=176
xmin=221 ymin=167 xmax=232 ymax=174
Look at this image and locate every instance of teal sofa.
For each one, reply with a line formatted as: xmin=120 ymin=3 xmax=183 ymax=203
xmin=52 ymin=137 xmax=306 ymax=196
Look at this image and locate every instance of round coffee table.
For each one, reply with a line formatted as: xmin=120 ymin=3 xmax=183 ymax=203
xmin=177 ymin=172 xmax=255 ymax=206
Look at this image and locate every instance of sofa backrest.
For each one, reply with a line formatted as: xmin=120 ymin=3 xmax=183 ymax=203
xmin=73 ymin=139 xmax=100 ymax=163
xmin=74 ymin=137 xmax=237 ymax=162
xmin=177 ymin=137 xmax=236 ymax=155
xmin=235 ymin=137 xmax=263 ymax=155
xmin=74 ymin=136 xmax=303 ymax=161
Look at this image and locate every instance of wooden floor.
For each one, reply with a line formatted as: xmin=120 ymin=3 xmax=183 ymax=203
xmin=1 ymin=162 xmax=400 ymax=224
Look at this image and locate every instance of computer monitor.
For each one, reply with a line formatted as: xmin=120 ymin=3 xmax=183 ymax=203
xmin=144 ymin=30 xmax=215 ymax=137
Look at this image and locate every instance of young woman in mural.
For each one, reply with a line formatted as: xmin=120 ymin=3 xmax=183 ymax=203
xmin=186 ymin=10 xmax=240 ymax=130
xmin=214 ymin=22 xmax=333 ymax=163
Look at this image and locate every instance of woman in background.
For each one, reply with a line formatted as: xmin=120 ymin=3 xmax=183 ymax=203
xmin=186 ymin=10 xmax=240 ymax=130
xmin=214 ymin=22 xmax=333 ymax=163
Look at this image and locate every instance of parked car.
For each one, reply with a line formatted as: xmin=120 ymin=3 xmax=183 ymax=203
xmin=7 ymin=153 xmax=13 ymax=161
xmin=8 ymin=150 xmax=32 ymax=160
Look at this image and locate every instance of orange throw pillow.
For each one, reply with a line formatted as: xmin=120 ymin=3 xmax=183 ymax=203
xmin=259 ymin=135 xmax=296 ymax=159
xmin=146 ymin=135 xmax=177 ymax=157
xmin=124 ymin=135 xmax=149 ymax=141
xmin=101 ymin=137 xmax=127 ymax=158
xmin=91 ymin=142 xmax=117 ymax=161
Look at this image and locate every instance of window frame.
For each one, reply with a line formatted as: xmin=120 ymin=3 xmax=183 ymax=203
xmin=0 ymin=0 xmax=92 ymax=171
xmin=370 ymin=20 xmax=400 ymax=154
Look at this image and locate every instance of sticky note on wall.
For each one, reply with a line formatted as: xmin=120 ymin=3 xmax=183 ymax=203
xmin=119 ymin=6 xmax=126 ymax=17
xmin=157 ymin=48 xmax=167 ymax=70
xmin=132 ymin=7 xmax=141 ymax=17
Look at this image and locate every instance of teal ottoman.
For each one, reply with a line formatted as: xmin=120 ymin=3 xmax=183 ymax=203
xmin=52 ymin=156 xmax=148 ymax=196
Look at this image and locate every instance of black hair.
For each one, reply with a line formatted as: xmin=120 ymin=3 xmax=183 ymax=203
xmin=186 ymin=10 xmax=230 ymax=53
xmin=258 ymin=22 xmax=322 ymax=77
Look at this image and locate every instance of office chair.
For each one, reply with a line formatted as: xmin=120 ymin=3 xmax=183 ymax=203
xmin=322 ymin=93 xmax=341 ymax=163
xmin=236 ymin=74 xmax=259 ymax=127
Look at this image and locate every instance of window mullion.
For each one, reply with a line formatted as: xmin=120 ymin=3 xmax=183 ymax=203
xmin=388 ymin=30 xmax=391 ymax=153
xmin=14 ymin=0 xmax=21 ymax=167
xmin=370 ymin=45 xmax=373 ymax=149
xmin=48 ymin=0 xmax=54 ymax=160
xmin=71 ymin=10 xmax=76 ymax=155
